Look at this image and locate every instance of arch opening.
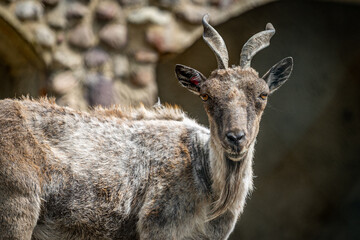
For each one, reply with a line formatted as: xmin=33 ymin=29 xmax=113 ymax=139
xmin=0 ymin=14 xmax=45 ymax=99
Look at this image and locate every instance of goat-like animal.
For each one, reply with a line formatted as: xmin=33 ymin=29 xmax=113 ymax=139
xmin=0 ymin=15 xmax=293 ymax=240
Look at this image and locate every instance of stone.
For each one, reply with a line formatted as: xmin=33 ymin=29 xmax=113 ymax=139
xmin=146 ymin=23 xmax=197 ymax=53
xmin=42 ymin=0 xmax=59 ymax=7
xmin=130 ymin=64 xmax=155 ymax=87
xmin=46 ymin=2 xmax=67 ymax=29
xmin=133 ymin=50 xmax=158 ymax=63
xmin=34 ymin=25 xmax=56 ymax=48
xmin=66 ymin=2 xmax=88 ymax=19
xmin=15 ymin=1 xmax=43 ymax=20
xmin=99 ymin=24 xmax=127 ymax=50
xmin=146 ymin=25 xmax=173 ymax=53
xmin=127 ymin=7 xmax=171 ymax=25
xmin=175 ymin=4 xmax=208 ymax=24
xmin=84 ymin=48 xmax=110 ymax=68
xmin=113 ymin=55 xmax=129 ymax=78
xmin=69 ymin=24 xmax=96 ymax=49
xmin=96 ymin=1 xmax=120 ymax=21
xmin=53 ymin=47 xmax=82 ymax=69
xmin=85 ymin=73 xmax=114 ymax=107
xmin=51 ymin=71 xmax=78 ymax=95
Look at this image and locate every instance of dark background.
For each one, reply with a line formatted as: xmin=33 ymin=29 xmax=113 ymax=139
xmin=157 ymin=1 xmax=360 ymax=239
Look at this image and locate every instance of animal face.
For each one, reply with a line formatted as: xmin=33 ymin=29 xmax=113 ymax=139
xmin=201 ymin=68 xmax=268 ymax=161
xmin=175 ymin=15 xmax=293 ymax=161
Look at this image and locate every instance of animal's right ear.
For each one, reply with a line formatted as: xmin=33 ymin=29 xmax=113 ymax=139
xmin=175 ymin=64 xmax=206 ymax=95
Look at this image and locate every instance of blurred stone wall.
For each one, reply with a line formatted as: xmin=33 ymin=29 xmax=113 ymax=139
xmin=0 ymin=0 xmax=271 ymax=109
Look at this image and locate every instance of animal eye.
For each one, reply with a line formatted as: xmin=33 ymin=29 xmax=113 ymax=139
xmin=259 ymin=93 xmax=268 ymax=100
xmin=200 ymin=94 xmax=209 ymax=101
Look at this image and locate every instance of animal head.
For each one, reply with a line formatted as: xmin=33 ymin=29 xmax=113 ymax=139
xmin=175 ymin=15 xmax=293 ymax=161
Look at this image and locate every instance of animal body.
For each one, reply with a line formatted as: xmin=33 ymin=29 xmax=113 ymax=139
xmin=0 ymin=15 xmax=293 ymax=240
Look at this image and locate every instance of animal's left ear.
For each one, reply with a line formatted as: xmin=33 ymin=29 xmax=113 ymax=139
xmin=262 ymin=57 xmax=293 ymax=94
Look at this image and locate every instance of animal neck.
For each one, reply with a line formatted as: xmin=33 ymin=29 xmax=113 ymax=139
xmin=207 ymin=136 xmax=255 ymax=220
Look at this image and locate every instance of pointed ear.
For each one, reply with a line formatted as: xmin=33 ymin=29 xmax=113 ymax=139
xmin=175 ymin=64 xmax=206 ymax=95
xmin=262 ymin=57 xmax=293 ymax=94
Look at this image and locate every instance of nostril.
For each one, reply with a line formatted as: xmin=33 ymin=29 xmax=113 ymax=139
xmin=237 ymin=131 xmax=246 ymax=142
xmin=226 ymin=131 xmax=246 ymax=144
xmin=226 ymin=132 xmax=238 ymax=143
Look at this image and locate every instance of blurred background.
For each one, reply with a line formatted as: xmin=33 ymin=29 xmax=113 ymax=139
xmin=1 ymin=0 xmax=359 ymax=239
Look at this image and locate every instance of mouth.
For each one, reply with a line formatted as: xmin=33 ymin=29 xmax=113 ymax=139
xmin=224 ymin=150 xmax=247 ymax=161
xmin=219 ymin=142 xmax=248 ymax=161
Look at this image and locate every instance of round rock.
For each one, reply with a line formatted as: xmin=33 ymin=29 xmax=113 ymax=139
xmin=84 ymin=48 xmax=110 ymax=68
xmin=53 ymin=47 xmax=82 ymax=69
xmin=96 ymin=1 xmax=120 ymax=21
xmin=99 ymin=24 xmax=127 ymax=50
xmin=68 ymin=24 xmax=96 ymax=49
xmin=51 ymin=71 xmax=78 ymax=95
xmin=15 ymin=1 xmax=43 ymax=20
xmin=34 ymin=25 xmax=56 ymax=47
xmin=130 ymin=64 xmax=155 ymax=87
xmin=146 ymin=25 xmax=174 ymax=53
xmin=85 ymin=73 xmax=114 ymax=107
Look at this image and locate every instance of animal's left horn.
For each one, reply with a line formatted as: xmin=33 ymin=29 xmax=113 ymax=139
xmin=202 ymin=14 xmax=229 ymax=69
xmin=239 ymin=23 xmax=275 ymax=69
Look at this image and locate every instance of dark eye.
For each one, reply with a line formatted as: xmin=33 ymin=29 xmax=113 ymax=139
xmin=200 ymin=94 xmax=209 ymax=101
xmin=259 ymin=93 xmax=268 ymax=100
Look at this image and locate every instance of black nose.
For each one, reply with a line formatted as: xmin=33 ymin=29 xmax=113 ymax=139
xmin=226 ymin=130 xmax=246 ymax=146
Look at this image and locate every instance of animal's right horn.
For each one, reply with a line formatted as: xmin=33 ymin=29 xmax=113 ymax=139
xmin=239 ymin=23 xmax=275 ymax=69
xmin=202 ymin=14 xmax=229 ymax=69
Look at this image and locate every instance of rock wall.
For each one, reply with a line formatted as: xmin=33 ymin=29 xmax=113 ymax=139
xmin=0 ymin=0 xmax=271 ymax=109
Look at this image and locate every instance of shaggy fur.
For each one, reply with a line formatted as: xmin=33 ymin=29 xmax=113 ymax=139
xmin=0 ymin=96 xmax=253 ymax=239
xmin=0 ymin=19 xmax=293 ymax=239
xmin=0 ymin=98 xmax=213 ymax=239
